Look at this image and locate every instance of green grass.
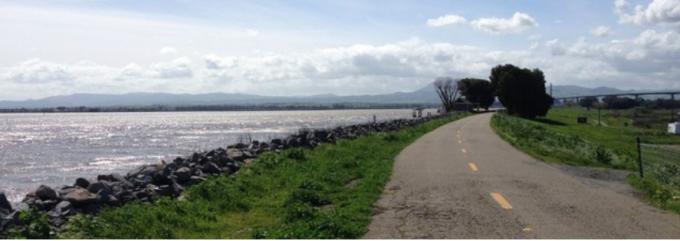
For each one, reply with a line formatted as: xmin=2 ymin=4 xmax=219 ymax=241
xmin=491 ymin=107 xmax=680 ymax=213
xmin=53 ymin=113 xmax=468 ymax=239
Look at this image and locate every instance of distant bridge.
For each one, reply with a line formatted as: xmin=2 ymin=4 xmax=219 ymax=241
xmin=554 ymin=91 xmax=680 ymax=103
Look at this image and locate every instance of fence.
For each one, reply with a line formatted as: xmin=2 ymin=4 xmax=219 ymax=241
xmin=639 ymin=141 xmax=680 ymax=188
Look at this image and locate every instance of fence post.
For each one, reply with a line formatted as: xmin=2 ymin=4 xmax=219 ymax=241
xmin=636 ymin=136 xmax=643 ymax=178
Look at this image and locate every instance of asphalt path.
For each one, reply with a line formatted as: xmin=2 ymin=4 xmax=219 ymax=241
xmin=364 ymin=113 xmax=680 ymax=238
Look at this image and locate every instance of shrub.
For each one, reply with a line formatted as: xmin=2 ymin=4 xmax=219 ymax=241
xmin=594 ymin=146 xmax=613 ymax=165
xmin=7 ymin=209 xmax=53 ymax=239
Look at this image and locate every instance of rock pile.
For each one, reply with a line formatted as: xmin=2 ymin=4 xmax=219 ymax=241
xmin=0 ymin=114 xmax=443 ymax=233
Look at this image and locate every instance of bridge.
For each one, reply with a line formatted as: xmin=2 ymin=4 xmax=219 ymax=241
xmin=554 ymin=91 xmax=680 ymax=103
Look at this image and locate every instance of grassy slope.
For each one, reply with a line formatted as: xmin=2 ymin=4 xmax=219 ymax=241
xmin=491 ymin=107 xmax=680 ymax=213
xmin=56 ymin=113 xmax=468 ymax=239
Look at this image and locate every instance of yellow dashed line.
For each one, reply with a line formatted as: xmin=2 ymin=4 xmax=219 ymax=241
xmin=490 ymin=192 xmax=513 ymax=210
xmin=468 ymin=162 xmax=478 ymax=172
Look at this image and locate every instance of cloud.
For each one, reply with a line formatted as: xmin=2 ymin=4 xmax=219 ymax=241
xmin=591 ymin=26 xmax=613 ymax=37
xmin=615 ymin=0 xmax=680 ymax=26
xmin=470 ymin=12 xmax=538 ymax=34
xmin=150 ymin=57 xmax=193 ymax=78
xmin=3 ymin=36 xmax=680 ymax=100
xmin=159 ymin=46 xmax=178 ymax=55
xmin=4 ymin=59 xmax=75 ymax=84
xmin=545 ymin=30 xmax=680 ymax=74
xmin=426 ymin=14 xmax=467 ymax=27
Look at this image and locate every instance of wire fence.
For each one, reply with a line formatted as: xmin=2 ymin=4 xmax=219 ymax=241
xmin=640 ymin=143 xmax=680 ymax=188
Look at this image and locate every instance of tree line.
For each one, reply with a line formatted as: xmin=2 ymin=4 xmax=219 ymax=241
xmin=435 ymin=64 xmax=553 ymax=119
xmin=578 ymin=96 xmax=680 ymax=110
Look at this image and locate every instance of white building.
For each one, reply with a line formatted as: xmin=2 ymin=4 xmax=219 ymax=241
xmin=669 ymin=122 xmax=680 ymax=135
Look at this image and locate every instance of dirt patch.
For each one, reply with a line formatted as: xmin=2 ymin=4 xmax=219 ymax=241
xmin=344 ymin=178 xmax=361 ymax=188
xmin=550 ymin=163 xmax=630 ymax=183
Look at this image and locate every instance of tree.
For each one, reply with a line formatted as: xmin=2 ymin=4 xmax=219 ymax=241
xmin=490 ymin=64 xmax=553 ymax=118
xmin=578 ymin=96 xmax=599 ymax=108
xmin=434 ymin=77 xmax=460 ymax=112
xmin=458 ymin=78 xmax=495 ymax=110
xmin=602 ymin=96 xmax=637 ymax=109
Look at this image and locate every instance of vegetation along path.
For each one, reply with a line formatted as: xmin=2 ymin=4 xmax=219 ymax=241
xmin=365 ymin=113 xmax=680 ymax=238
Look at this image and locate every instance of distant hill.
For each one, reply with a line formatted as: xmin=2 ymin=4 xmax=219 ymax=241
xmin=0 ymin=83 xmax=648 ymax=109
xmin=0 ymin=84 xmax=441 ymax=109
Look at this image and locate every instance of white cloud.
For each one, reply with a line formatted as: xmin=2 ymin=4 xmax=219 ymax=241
xmin=591 ymin=26 xmax=613 ymax=37
xmin=615 ymin=0 xmax=680 ymax=26
xmin=470 ymin=12 xmax=538 ymax=34
xmin=545 ymin=30 xmax=680 ymax=74
xmin=4 ymin=59 xmax=75 ymax=84
xmin=159 ymin=46 xmax=178 ymax=55
xmin=2 ymin=35 xmax=680 ymax=100
xmin=426 ymin=14 xmax=467 ymax=27
xmin=150 ymin=57 xmax=193 ymax=78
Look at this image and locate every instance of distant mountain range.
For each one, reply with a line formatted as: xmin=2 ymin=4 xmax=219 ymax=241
xmin=0 ymin=83 xmax=649 ymax=109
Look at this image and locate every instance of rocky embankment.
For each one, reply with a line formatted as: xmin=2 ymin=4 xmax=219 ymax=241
xmin=0 ymin=115 xmax=442 ymax=234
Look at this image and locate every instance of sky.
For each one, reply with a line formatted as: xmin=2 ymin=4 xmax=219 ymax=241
xmin=0 ymin=0 xmax=679 ymax=100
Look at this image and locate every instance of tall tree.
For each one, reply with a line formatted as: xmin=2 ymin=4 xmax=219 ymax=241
xmin=458 ymin=78 xmax=495 ymax=110
xmin=434 ymin=77 xmax=460 ymax=112
xmin=490 ymin=64 xmax=553 ymax=118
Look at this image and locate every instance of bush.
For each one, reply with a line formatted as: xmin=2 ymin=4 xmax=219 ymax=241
xmin=594 ymin=146 xmax=612 ymax=165
xmin=7 ymin=209 xmax=53 ymax=239
xmin=490 ymin=64 xmax=553 ymax=118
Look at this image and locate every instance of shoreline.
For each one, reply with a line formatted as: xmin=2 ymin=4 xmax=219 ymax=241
xmin=0 ymin=112 xmax=445 ymax=234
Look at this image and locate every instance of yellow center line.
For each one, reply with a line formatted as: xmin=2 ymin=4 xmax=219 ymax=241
xmin=490 ymin=192 xmax=513 ymax=210
xmin=468 ymin=162 xmax=478 ymax=172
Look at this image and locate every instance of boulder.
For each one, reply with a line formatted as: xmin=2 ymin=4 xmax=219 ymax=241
xmin=1 ymin=211 xmax=19 ymax=232
xmin=97 ymin=173 xmax=125 ymax=183
xmin=0 ymin=192 xmax=12 ymax=215
xmin=226 ymin=148 xmax=245 ymax=161
xmin=152 ymin=172 xmax=171 ymax=185
xmin=64 ymin=187 xmax=99 ymax=206
xmin=228 ymin=143 xmax=248 ymax=149
xmin=188 ymin=176 xmax=207 ymax=185
xmin=74 ymin=178 xmax=90 ymax=188
xmin=127 ymin=164 xmax=162 ymax=178
xmin=172 ymin=157 xmax=186 ymax=166
xmin=35 ymin=185 xmax=58 ymax=201
xmin=53 ymin=201 xmax=72 ymax=216
xmin=174 ymin=167 xmax=192 ymax=183
xmin=202 ymin=162 xmax=221 ymax=174
xmin=87 ymin=182 xmax=112 ymax=195
xmin=34 ymin=199 xmax=58 ymax=211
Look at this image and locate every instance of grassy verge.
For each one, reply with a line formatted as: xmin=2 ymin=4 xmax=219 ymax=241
xmin=49 ymin=113 xmax=468 ymax=239
xmin=490 ymin=107 xmax=680 ymax=213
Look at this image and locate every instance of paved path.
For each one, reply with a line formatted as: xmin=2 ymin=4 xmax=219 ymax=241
xmin=365 ymin=113 xmax=680 ymax=238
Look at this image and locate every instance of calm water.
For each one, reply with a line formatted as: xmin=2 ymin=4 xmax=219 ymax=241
xmin=0 ymin=109 xmax=432 ymax=204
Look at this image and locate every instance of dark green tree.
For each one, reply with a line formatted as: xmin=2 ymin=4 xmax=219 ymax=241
xmin=458 ymin=78 xmax=495 ymax=110
xmin=490 ymin=64 xmax=553 ymax=118
xmin=578 ymin=96 xmax=599 ymax=108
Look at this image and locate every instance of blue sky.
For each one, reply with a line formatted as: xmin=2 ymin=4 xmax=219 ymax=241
xmin=0 ymin=0 xmax=678 ymax=100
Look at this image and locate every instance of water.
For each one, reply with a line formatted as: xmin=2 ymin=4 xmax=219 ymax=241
xmin=0 ymin=109 xmax=432 ymax=204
